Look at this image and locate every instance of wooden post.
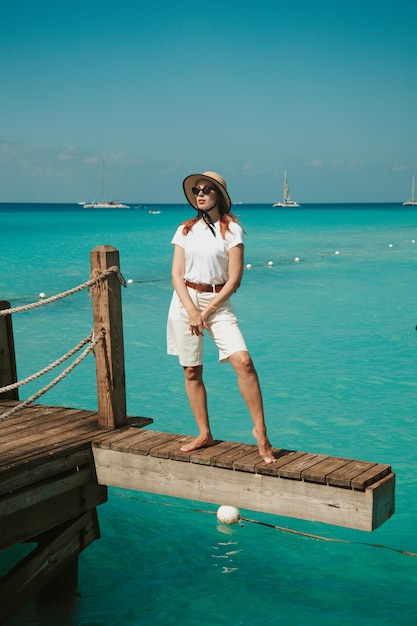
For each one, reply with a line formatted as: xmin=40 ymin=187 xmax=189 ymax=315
xmin=0 ymin=301 xmax=18 ymax=401
xmin=90 ymin=246 xmax=127 ymax=429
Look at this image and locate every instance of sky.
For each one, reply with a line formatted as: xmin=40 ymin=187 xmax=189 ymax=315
xmin=1 ymin=0 xmax=417 ymax=204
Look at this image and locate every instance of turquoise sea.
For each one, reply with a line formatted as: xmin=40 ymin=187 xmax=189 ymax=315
xmin=1 ymin=202 xmax=417 ymax=625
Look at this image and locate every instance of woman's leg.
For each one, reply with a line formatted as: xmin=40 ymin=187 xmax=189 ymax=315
xmin=229 ymin=351 xmax=275 ymax=463
xmin=180 ymin=364 xmax=215 ymax=452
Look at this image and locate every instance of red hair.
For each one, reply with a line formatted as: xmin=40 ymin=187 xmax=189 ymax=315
xmin=181 ymin=212 xmax=239 ymax=239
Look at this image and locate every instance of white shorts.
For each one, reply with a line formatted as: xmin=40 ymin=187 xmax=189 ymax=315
xmin=167 ymin=288 xmax=248 ymax=366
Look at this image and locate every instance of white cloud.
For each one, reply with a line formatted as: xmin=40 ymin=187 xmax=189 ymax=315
xmin=308 ymin=159 xmax=324 ymax=168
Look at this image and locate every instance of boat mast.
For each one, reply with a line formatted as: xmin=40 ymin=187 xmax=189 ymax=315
xmin=283 ymin=170 xmax=290 ymax=202
xmin=101 ymin=160 xmax=105 ymax=203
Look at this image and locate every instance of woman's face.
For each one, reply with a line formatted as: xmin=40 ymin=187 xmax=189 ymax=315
xmin=194 ymin=179 xmax=218 ymax=212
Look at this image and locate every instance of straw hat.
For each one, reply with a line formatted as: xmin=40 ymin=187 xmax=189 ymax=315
xmin=183 ymin=171 xmax=231 ymax=212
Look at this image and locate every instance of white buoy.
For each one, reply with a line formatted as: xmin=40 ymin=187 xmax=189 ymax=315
xmin=388 ymin=244 xmax=393 ymax=248
xmin=335 ymin=250 xmax=340 ymax=255
xmin=127 ymin=278 xmax=134 ymax=284
xmin=216 ymin=505 xmax=240 ymax=525
xmin=412 ymin=240 xmax=415 ymax=244
xmin=246 ymin=263 xmax=252 ymax=269
xmin=294 ymin=257 xmax=300 ymax=263
xmin=268 ymin=261 xmax=274 ymax=266
xmin=38 ymin=292 xmax=46 ymax=299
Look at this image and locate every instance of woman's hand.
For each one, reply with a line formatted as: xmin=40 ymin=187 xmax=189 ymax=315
xmin=188 ymin=309 xmax=205 ymax=336
xmin=200 ymin=304 xmax=217 ymax=329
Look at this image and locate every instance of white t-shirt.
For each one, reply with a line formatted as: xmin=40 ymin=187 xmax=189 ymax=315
xmin=171 ymin=219 xmax=244 ymax=285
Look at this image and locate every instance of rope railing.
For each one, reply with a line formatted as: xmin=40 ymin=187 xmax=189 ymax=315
xmin=0 ymin=264 xmax=125 ymax=422
xmin=0 ymin=330 xmax=104 ymax=422
xmin=0 ymin=334 xmax=93 ymax=394
xmin=0 ymin=265 xmax=126 ymax=316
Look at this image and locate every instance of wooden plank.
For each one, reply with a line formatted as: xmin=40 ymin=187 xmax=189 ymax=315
xmin=351 ymin=463 xmax=391 ymax=490
xmin=0 ymin=404 xmax=73 ymax=430
xmin=0 ymin=428 xmax=114 ymax=473
xmin=149 ymin=435 xmax=191 ymax=459
xmin=0 ymin=511 xmax=98 ymax=624
xmin=189 ymin=440 xmax=242 ymax=466
xmin=0 ymin=406 xmax=93 ymax=437
xmin=327 ymin=460 xmax=378 ymax=489
xmin=92 ymin=427 xmax=163 ymax=452
xmin=0 ymin=412 xmax=99 ymax=454
xmin=0 ymin=405 xmax=151 ymax=438
xmin=1 ymin=466 xmax=93 ymax=517
xmin=301 ymin=456 xmax=352 ymax=484
xmin=130 ymin=431 xmax=178 ymax=454
xmin=233 ymin=449 xmax=267 ymax=473
xmin=253 ymin=449 xmax=303 ymax=476
xmin=0 ymin=400 xmax=19 ymax=410
xmin=0 ymin=483 xmax=107 ymax=551
xmin=86 ymin=429 xmax=173 ymax=455
xmin=0 ymin=401 xmax=90 ymax=413
xmin=147 ymin=433 xmax=183 ymax=456
xmin=112 ymin=430 xmax=169 ymax=453
xmin=245 ymin=450 xmax=306 ymax=478
xmin=92 ymin=427 xmax=147 ymax=450
xmin=232 ymin=448 xmax=308 ymax=475
xmin=371 ymin=472 xmax=396 ymax=530
xmin=0 ymin=409 xmax=152 ymax=475
xmin=277 ymin=453 xmax=330 ymax=480
xmin=210 ymin=443 xmax=261 ymax=469
xmin=161 ymin=437 xmax=244 ymax=463
xmin=92 ymin=446 xmax=395 ymax=531
xmin=0 ymin=410 xmax=98 ymax=451
xmin=0 ymin=445 xmax=93 ymax=496
xmin=169 ymin=441 xmax=194 ymax=462
xmin=128 ymin=430 xmax=183 ymax=456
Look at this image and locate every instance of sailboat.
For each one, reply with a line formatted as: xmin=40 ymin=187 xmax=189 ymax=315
xmin=83 ymin=161 xmax=129 ymax=208
xmin=272 ymin=170 xmax=300 ymax=207
xmin=403 ymin=176 xmax=417 ymax=206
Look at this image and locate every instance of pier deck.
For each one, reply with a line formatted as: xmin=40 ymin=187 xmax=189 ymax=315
xmin=0 ymin=400 xmax=396 ymax=619
xmin=1 ymin=400 xmax=395 ymax=538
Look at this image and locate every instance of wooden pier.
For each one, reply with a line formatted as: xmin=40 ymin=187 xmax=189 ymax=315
xmin=0 ymin=399 xmax=153 ymax=623
xmin=92 ymin=426 xmax=394 ymax=532
xmin=0 ymin=245 xmax=395 ymax=623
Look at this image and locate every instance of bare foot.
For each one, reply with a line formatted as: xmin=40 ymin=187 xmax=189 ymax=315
xmin=180 ymin=434 xmax=215 ymax=453
xmin=252 ymin=427 xmax=275 ymax=464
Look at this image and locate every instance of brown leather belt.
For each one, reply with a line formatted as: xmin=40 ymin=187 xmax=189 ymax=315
xmin=185 ymin=279 xmax=225 ymax=293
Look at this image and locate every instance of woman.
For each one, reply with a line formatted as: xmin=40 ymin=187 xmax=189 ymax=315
xmin=167 ymin=171 xmax=275 ymax=464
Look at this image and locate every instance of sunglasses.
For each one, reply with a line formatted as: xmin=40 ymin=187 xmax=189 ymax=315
xmin=191 ymin=185 xmax=215 ymax=196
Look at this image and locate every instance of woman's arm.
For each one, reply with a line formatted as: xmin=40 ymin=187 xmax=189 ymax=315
xmin=171 ymin=244 xmax=205 ymax=335
xmin=200 ymin=243 xmax=244 ymax=323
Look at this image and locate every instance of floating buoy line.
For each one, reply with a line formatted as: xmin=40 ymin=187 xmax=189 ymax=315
xmin=8 ymin=237 xmax=417 ymax=304
xmin=6 ymin=277 xmax=170 ymax=306
xmin=115 ymin=492 xmax=417 ymax=559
